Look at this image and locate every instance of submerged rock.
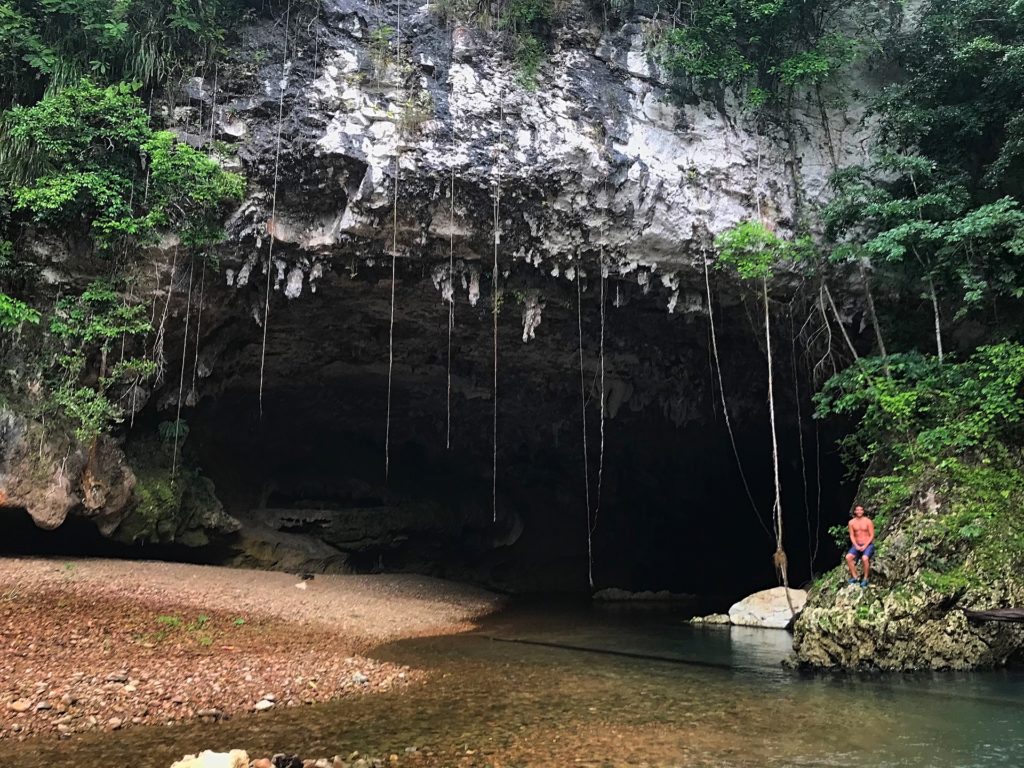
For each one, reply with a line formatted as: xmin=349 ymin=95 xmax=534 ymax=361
xmin=728 ymin=587 xmax=806 ymax=629
xmin=689 ymin=613 xmax=730 ymax=625
xmin=593 ymin=587 xmax=695 ymax=602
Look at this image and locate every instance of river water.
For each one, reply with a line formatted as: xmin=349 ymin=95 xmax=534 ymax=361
xmin=6 ymin=600 xmax=1024 ymax=767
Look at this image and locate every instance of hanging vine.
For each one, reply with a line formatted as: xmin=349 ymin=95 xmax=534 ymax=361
xmin=258 ymin=0 xmax=293 ymax=418
xmin=171 ymin=260 xmax=195 ymax=479
xmin=577 ymin=258 xmax=594 ymax=588
xmin=446 ymin=163 xmax=455 ymax=450
xmin=491 ymin=102 xmax=503 ymax=523
xmin=384 ymin=0 xmax=403 ymax=481
xmin=702 ymin=252 xmax=771 ymax=537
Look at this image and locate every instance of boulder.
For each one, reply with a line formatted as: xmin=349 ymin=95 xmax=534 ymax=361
xmin=690 ymin=613 xmax=731 ymax=625
xmin=793 ymin=473 xmax=1024 ymax=671
xmin=170 ymin=750 xmax=248 ymax=768
xmin=728 ymin=587 xmax=807 ymax=629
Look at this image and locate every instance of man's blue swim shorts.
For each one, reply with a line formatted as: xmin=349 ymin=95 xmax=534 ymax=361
xmin=848 ymin=543 xmax=875 ymax=558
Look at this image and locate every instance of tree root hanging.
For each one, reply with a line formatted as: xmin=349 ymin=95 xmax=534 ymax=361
xmin=577 ymin=260 xmax=593 ymax=589
xmin=258 ymin=0 xmax=292 ymax=419
xmin=171 ymin=261 xmax=195 ymax=480
xmin=703 ymin=254 xmax=771 ymax=537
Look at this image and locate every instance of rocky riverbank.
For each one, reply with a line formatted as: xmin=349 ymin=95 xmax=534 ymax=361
xmin=0 ymin=557 xmax=499 ymax=741
xmin=792 ymin=467 xmax=1024 ymax=671
xmin=171 ymin=749 xmax=427 ymax=768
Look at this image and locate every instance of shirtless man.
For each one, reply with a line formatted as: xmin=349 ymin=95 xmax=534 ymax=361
xmin=845 ymin=504 xmax=875 ymax=587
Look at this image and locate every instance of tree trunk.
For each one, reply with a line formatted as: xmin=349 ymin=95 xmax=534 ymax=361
xmin=928 ymin=275 xmax=944 ymax=363
xmin=859 ymin=264 xmax=889 ymax=376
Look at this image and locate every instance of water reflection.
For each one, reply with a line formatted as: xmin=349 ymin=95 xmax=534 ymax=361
xmin=5 ymin=601 xmax=1023 ymax=768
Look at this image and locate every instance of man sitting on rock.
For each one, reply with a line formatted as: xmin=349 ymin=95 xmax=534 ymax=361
xmin=845 ymin=504 xmax=875 ymax=587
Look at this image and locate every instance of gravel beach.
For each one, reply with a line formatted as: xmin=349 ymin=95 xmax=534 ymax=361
xmin=0 ymin=557 xmax=499 ymax=741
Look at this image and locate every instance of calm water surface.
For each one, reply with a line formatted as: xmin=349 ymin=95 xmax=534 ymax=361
xmin=6 ymin=601 xmax=1023 ymax=767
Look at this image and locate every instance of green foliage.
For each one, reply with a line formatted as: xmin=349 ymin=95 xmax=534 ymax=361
xmin=514 ymin=34 xmax=544 ymax=88
xmin=816 ymin=344 xmax=1024 ymax=470
xmin=825 ymin=153 xmax=1024 ymax=322
xmin=158 ymin=419 xmax=189 ymax=444
xmin=50 ymin=279 xmax=151 ymax=345
xmin=0 ymin=292 xmax=40 ymax=330
xmin=0 ymin=0 xmax=246 ymax=105
xmin=50 ymin=385 xmax=122 ymax=443
xmin=655 ymin=0 xmax=874 ymax=100
xmin=874 ymin=0 xmax=1024 ymax=190
xmin=368 ymin=24 xmax=395 ymax=73
xmin=47 ymin=279 xmax=153 ymax=441
xmin=142 ymin=130 xmax=245 ymax=246
xmin=499 ymin=0 xmax=551 ymax=87
xmin=714 ymin=220 xmax=813 ymax=279
xmin=772 ymin=33 xmax=857 ymax=88
xmin=7 ymin=80 xmax=243 ymax=249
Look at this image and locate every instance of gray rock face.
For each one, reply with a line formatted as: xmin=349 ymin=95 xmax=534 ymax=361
xmin=2 ymin=2 xmax=875 ymax=592
xmin=206 ymin=0 xmax=873 ymax=313
xmin=0 ymin=409 xmax=134 ymax=532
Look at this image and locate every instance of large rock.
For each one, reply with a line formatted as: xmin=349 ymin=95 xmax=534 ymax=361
xmin=792 ymin=470 xmax=1024 ymax=670
xmin=729 ymin=587 xmax=807 ymax=629
xmin=170 ymin=750 xmax=249 ymax=768
xmin=0 ymin=409 xmax=135 ymax=531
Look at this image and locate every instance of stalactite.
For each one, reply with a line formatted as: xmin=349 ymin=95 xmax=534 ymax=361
xmin=172 ymin=261 xmax=195 ymax=480
xmin=258 ymin=0 xmax=292 ymax=419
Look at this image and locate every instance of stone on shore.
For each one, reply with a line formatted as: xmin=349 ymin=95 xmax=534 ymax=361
xmin=169 ymin=750 xmax=248 ymax=768
xmin=728 ymin=587 xmax=806 ymax=629
xmin=689 ymin=613 xmax=730 ymax=625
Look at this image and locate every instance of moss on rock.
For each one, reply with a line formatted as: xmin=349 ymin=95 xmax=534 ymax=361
xmin=113 ymin=436 xmax=239 ymax=546
xmin=793 ymin=460 xmax=1024 ymax=670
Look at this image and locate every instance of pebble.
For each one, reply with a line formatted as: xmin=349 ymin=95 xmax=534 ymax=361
xmin=351 ymin=672 xmax=369 ymax=685
xmin=35 ymin=701 xmax=52 ymax=711
xmin=7 ymin=699 xmax=32 ymax=713
xmin=254 ymin=699 xmax=275 ymax=712
xmin=106 ymin=672 xmax=129 ymax=683
xmin=106 ymin=717 xmax=123 ymax=730
xmin=252 ymin=760 xmax=273 ymax=768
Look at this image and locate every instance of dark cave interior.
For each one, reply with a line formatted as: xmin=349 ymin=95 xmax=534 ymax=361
xmin=2 ymin=268 xmax=859 ymax=604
